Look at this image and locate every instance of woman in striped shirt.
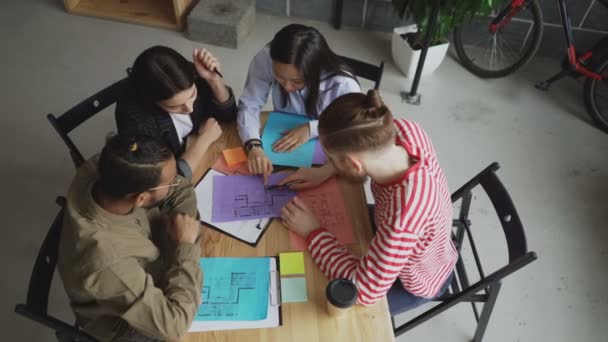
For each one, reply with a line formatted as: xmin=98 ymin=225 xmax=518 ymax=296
xmin=280 ymin=90 xmax=457 ymax=309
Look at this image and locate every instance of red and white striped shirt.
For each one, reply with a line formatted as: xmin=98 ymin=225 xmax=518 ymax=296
xmin=307 ymin=119 xmax=457 ymax=305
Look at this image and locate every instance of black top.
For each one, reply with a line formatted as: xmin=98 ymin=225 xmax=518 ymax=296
xmin=326 ymin=278 xmax=358 ymax=308
xmin=115 ymin=77 xmax=237 ymax=178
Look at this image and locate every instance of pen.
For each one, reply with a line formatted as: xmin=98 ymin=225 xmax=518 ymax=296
xmin=264 ymin=180 xmax=303 ymax=190
xmin=214 ymin=68 xmax=224 ymax=78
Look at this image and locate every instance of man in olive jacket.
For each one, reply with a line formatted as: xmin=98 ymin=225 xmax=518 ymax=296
xmin=58 ymin=135 xmax=203 ymax=342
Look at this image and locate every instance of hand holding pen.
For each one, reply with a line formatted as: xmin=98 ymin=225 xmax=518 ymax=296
xmin=193 ymin=48 xmax=224 ymax=80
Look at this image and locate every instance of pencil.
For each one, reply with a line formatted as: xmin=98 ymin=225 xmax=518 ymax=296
xmin=264 ymin=180 xmax=303 ymax=190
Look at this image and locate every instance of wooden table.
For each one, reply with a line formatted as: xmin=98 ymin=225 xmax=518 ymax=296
xmin=183 ymin=114 xmax=394 ymax=342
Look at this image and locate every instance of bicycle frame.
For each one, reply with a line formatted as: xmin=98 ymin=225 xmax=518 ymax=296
xmin=491 ymin=0 xmax=606 ymax=80
xmin=555 ymin=0 xmax=604 ymax=80
xmin=489 ymin=0 xmax=525 ymax=33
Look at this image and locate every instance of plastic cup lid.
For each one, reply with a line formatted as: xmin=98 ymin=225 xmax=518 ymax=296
xmin=326 ymin=279 xmax=358 ymax=308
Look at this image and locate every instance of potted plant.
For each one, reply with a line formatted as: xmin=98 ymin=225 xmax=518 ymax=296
xmin=391 ymin=0 xmax=498 ymax=77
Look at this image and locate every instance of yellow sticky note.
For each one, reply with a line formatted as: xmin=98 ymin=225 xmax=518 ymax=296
xmin=280 ymin=252 xmax=305 ymax=275
xmin=222 ymin=147 xmax=248 ymax=167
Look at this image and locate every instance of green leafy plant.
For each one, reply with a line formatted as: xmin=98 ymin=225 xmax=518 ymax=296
xmin=392 ymin=0 xmax=501 ymax=48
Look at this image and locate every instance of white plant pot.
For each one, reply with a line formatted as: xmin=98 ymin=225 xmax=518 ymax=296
xmin=391 ymin=25 xmax=450 ymax=78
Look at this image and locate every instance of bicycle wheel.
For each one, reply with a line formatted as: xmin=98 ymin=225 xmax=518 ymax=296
xmin=584 ymin=58 xmax=608 ymax=133
xmin=453 ymin=0 xmax=544 ymax=78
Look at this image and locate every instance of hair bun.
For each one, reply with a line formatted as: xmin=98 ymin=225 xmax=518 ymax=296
xmin=363 ymin=90 xmax=387 ymax=119
xmin=365 ymin=90 xmax=383 ymax=109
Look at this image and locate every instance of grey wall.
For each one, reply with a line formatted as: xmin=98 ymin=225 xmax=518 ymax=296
xmin=255 ymin=0 xmax=608 ymax=59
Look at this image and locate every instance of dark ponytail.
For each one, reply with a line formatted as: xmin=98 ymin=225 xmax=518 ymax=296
xmin=98 ymin=135 xmax=174 ymax=199
xmin=319 ymin=90 xmax=394 ymax=153
xmin=130 ymin=46 xmax=196 ymax=102
xmin=269 ymin=24 xmax=356 ymax=118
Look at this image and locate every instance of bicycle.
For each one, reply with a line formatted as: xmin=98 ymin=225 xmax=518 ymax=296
xmin=452 ymin=0 xmax=608 ymax=133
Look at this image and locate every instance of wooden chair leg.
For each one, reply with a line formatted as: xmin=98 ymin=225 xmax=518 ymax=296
xmin=473 ymin=281 xmax=502 ymax=342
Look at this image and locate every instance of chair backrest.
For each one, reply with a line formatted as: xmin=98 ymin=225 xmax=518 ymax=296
xmin=339 ymin=55 xmax=384 ymax=90
xmin=47 ymin=77 xmax=129 ymax=168
xmin=451 ymin=162 xmax=528 ymax=263
xmin=440 ymin=162 xmax=538 ymax=308
xmin=14 ymin=197 xmax=98 ymax=342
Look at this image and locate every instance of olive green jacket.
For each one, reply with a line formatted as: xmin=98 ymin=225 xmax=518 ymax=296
xmin=57 ymin=156 xmax=202 ymax=342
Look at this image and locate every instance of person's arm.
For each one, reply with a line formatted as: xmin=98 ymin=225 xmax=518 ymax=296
xmin=178 ymin=118 xmax=223 ymax=182
xmin=277 ymin=163 xmax=337 ymax=190
xmin=237 ymin=48 xmax=274 ymax=143
xmin=121 ymin=245 xmax=201 ymax=340
xmin=198 ymin=78 xmax=237 ymax=123
xmin=310 ymin=77 xmax=362 ymax=138
xmin=176 ymin=159 xmax=194 ymax=181
xmin=157 ymin=175 xmax=198 ymax=218
xmin=191 ymin=48 xmax=235 ymax=122
xmin=306 ymin=173 xmax=433 ymax=306
xmin=307 ymin=223 xmax=417 ymax=306
xmin=91 ymin=227 xmax=202 ymax=341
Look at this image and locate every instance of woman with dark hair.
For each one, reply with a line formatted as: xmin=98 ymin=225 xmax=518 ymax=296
xmin=116 ymin=46 xmax=237 ymax=180
xmin=237 ymin=24 xmax=361 ymax=181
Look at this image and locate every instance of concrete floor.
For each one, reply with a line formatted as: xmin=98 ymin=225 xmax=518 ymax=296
xmin=2 ymin=1 xmax=607 ymax=342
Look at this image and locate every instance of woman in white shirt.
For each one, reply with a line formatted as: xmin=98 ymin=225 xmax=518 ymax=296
xmin=237 ymin=24 xmax=361 ymax=182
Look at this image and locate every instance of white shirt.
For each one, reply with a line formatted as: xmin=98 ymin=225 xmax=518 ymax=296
xmin=237 ymin=46 xmax=362 ymax=143
xmin=169 ymin=113 xmax=194 ymax=146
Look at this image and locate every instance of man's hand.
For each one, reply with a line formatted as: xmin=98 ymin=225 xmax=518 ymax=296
xmin=167 ymin=213 xmax=200 ymax=244
xmin=278 ymin=164 xmax=335 ymax=190
xmin=272 ymin=123 xmax=310 ymax=152
xmin=247 ymin=147 xmax=273 ymax=185
xmin=281 ymin=197 xmax=320 ymax=239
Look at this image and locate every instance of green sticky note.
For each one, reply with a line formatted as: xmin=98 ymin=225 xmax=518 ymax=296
xmin=281 ymin=277 xmax=308 ymax=303
xmin=279 ymin=252 xmax=305 ymax=275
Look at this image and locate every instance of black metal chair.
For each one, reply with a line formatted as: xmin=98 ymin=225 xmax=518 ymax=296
xmin=47 ymin=77 xmax=129 ymax=168
xmin=14 ymin=197 xmax=98 ymax=342
xmin=390 ymin=163 xmax=538 ymax=342
xmin=339 ymin=55 xmax=384 ymax=90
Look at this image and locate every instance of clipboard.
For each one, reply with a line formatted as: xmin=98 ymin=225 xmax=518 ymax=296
xmin=194 ymin=169 xmax=273 ymax=246
xmin=189 ymin=256 xmax=283 ymax=332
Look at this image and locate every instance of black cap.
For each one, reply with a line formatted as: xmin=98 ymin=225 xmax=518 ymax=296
xmin=326 ymin=279 xmax=358 ymax=309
